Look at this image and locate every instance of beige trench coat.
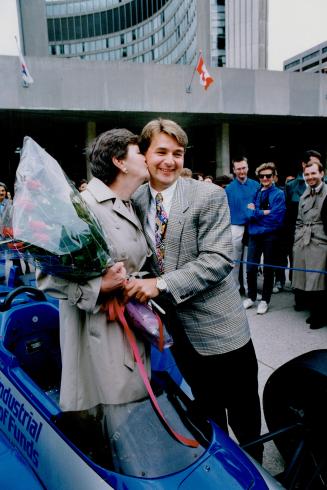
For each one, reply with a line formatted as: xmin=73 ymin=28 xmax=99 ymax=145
xmin=36 ymin=178 xmax=151 ymax=411
xmin=292 ymin=183 xmax=327 ymax=291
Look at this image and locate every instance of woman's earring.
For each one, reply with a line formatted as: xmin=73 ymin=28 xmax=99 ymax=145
xmin=122 ymin=167 xmax=128 ymax=174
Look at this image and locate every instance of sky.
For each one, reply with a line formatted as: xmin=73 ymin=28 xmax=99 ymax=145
xmin=268 ymin=0 xmax=327 ymax=70
xmin=0 ymin=0 xmax=327 ymax=71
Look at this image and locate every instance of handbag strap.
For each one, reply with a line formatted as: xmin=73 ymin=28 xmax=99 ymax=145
xmin=106 ymin=297 xmax=199 ymax=448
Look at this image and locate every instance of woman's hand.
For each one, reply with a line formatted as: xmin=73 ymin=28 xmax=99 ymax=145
xmin=247 ymin=203 xmax=255 ymax=210
xmin=124 ymin=277 xmax=159 ymax=303
xmin=100 ymin=262 xmax=127 ymax=294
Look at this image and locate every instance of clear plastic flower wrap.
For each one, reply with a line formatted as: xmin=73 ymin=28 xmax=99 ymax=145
xmin=5 ymin=136 xmax=114 ymax=281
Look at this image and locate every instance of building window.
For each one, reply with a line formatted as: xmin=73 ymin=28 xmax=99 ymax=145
xmin=302 ymin=60 xmax=319 ymax=71
xmin=217 ymin=36 xmax=225 ymax=50
xmin=302 ymin=50 xmax=319 ymax=63
xmin=284 ymin=59 xmax=300 ymax=70
xmin=218 ymin=54 xmax=225 ymax=67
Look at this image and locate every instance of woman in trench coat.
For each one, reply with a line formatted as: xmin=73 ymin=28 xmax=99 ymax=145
xmin=36 ymin=129 xmax=151 ymax=463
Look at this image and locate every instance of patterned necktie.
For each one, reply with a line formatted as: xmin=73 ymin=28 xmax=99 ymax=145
xmin=155 ymin=193 xmax=168 ymax=273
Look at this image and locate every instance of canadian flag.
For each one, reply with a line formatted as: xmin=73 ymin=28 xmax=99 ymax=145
xmin=196 ymin=54 xmax=214 ymax=90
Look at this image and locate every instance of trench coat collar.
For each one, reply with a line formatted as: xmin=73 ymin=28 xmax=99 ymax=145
xmin=85 ymin=177 xmax=142 ymax=230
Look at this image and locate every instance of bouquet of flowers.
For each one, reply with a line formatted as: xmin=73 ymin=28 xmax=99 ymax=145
xmin=2 ymin=136 xmax=113 ymax=281
xmin=2 ymin=137 xmax=173 ymax=351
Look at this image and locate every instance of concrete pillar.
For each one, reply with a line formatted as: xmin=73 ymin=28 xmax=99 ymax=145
xmin=196 ymin=0 xmax=211 ymax=64
xmin=85 ymin=121 xmax=96 ymax=181
xmin=215 ymin=123 xmax=230 ymax=176
xmin=18 ymin=0 xmax=49 ymax=56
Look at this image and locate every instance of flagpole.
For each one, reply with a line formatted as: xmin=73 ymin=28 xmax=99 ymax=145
xmin=186 ymin=50 xmax=202 ymax=94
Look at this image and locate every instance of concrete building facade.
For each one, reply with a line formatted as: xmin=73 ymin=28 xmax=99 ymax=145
xmin=5 ymin=1 xmax=324 ymax=194
xmin=226 ymin=0 xmax=267 ymax=69
xmin=19 ymin=0 xmax=267 ymax=69
xmin=1 ymin=55 xmax=327 ymax=190
xmin=284 ymin=40 xmax=327 ymax=74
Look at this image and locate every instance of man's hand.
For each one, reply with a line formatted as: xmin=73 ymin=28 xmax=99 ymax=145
xmin=247 ymin=203 xmax=255 ymax=210
xmin=100 ymin=262 xmax=126 ymax=294
xmin=124 ymin=277 xmax=159 ymax=303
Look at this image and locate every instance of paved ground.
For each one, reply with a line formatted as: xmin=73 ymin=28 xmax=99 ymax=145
xmin=245 ymin=283 xmax=327 ymax=477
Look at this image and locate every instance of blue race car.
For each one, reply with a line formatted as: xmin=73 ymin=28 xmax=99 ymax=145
xmin=0 ymin=285 xmax=325 ymax=489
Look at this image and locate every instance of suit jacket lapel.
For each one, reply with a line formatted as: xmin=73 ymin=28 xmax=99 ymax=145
xmin=164 ymin=179 xmax=189 ymax=273
xmin=135 ymin=185 xmax=160 ymax=273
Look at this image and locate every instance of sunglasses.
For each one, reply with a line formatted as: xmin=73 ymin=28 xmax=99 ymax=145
xmin=258 ymin=173 xmax=273 ymax=179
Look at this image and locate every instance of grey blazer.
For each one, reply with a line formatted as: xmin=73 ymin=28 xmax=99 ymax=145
xmin=133 ymin=178 xmax=250 ymax=356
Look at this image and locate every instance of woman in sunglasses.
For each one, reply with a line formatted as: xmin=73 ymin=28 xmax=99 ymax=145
xmin=243 ymin=162 xmax=286 ymax=314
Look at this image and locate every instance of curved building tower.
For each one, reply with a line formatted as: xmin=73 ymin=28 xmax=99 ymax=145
xmin=45 ymin=0 xmax=197 ymax=65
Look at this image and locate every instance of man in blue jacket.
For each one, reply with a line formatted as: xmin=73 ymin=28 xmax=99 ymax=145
xmin=225 ymin=157 xmax=260 ymax=294
xmin=243 ymin=163 xmax=286 ymax=314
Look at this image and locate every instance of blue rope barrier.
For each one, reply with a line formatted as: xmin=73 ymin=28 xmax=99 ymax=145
xmin=235 ymin=259 xmax=327 ymax=275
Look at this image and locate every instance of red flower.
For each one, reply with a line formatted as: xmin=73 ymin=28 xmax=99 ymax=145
xmin=32 ymin=232 xmax=49 ymax=244
xmin=30 ymin=220 xmax=47 ymax=231
xmin=8 ymin=241 xmax=25 ymax=250
xmin=26 ymin=179 xmax=42 ymax=191
xmin=14 ymin=197 xmax=35 ymax=212
xmin=2 ymin=227 xmax=13 ymax=238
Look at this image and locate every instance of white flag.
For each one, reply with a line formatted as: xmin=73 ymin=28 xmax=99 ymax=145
xmin=15 ymin=36 xmax=34 ymax=86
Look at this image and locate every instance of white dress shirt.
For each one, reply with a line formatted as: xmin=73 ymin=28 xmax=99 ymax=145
xmin=145 ymin=181 xmax=177 ymax=246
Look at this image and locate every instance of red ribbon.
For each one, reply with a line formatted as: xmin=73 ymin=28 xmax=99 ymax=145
xmin=105 ymin=297 xmax=199 ymax=448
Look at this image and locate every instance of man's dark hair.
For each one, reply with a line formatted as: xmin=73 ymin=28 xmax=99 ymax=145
xmin=302 ymin=150 xmax=321 ymax=164
xmin=232 ymin=156 xmax=248 ymax=165
xmin=88 ymin=128 xmax=138 ymax=185
xmin=139 ymin=118 xmax=188 ymax=154
xmin=303 ymin=160 xmax=324 ymax=173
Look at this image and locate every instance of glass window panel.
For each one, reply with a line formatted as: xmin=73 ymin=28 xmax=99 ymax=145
xmin=81 ymin=15 xmax=88 ymax=37
xmin=54 ymin=19 xmax=62 ymax=41
xmin=60 ymin=18 xmax=68 ymax=40
xmin=88 ymin=14 xmax=95 ymax=37
xmin=68 ymin=17 xmax=75 ymax=40
xmin=74 ymin=16 xmax=82 ymax=39
xmin=101 ymin=11 xmax=108 ymax=35
xmin=47 ymin=19 xmax=55 ymax=42
xmin=94 ymin=13 xmax=101 ymax=35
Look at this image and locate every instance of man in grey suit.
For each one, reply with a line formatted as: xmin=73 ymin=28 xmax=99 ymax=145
xmin=126 ymin=119 xmax=262 ymax=461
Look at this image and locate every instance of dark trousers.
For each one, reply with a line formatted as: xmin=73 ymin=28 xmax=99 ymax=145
xmin=306 ymin=290 xmax=327 ymax=325
xmin=171 ymin=329 xmax=263 ymax=461
xmin=247 ymin=232 xmax=278 ymax=303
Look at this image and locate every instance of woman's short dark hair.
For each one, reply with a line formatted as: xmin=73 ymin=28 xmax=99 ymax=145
xmin=88 ymin=128 xmax=139 ymax=185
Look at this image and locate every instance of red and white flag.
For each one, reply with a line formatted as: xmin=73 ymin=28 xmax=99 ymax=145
xmin=15 ymin=36 xmax=34 ymax=86
xmin=196 ymin=54 xmax=214 ymax=90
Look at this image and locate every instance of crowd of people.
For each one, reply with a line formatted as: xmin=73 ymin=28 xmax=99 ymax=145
xmin=223 ymin=151 xmax=327 ymax=329
xmin=177 ymin=152 xmax=327 ymax=328
xmin=0 ymin=120 xmax=326 ymax=471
